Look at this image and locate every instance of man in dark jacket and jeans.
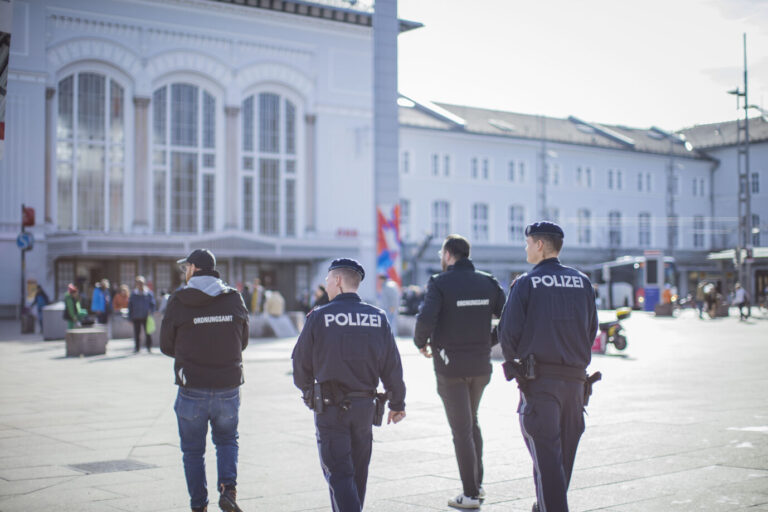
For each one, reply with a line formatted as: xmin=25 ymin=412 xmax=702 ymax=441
xmin=128 ymin=276 xmax=156 ymax=353
xmin=161 ymin=249 xmax=249 ymax=512
xmin=414 ymin=234 xmax=507 ymax=509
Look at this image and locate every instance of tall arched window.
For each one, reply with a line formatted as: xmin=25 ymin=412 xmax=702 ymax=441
xmin=152 ymin=82 xmax=218 ymax=233
xmin=56 ymin=72 xmax=125 ymax=231
xmin=241 ymin=91 xmax=299 ymax=236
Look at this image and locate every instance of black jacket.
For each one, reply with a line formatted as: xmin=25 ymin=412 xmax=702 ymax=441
xmin=160 ymin=281 xmax=249 ymax=388
xmin=499 ymin=257 xmax=598 ymax=369
xmin=414 ymin=258 xmax=506 ymax=377
xmin=292 ymin=293 xmax=406 ymax=411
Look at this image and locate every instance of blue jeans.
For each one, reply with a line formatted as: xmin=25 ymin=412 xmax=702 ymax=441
xmin=174 ymin=386 xmax=240 ymax=509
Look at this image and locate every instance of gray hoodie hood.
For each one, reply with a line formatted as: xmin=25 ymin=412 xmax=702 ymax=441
xmin=186 ymin=275 xmax=228 ymax=297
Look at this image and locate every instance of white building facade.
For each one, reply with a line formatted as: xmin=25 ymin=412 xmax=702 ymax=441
xmin=397 ymin=99 xmax=748 ymax=298
xmin=0 ymin=0 xmax=419 ymax=314
xmin=1 ymin=0 xmax=765 ymax=315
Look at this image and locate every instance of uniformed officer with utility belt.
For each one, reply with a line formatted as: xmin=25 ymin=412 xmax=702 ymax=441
xmin=292 ymin=258 xmax=406 ymax=512
xmin=498 ymin=222 xmax=599 ymax=512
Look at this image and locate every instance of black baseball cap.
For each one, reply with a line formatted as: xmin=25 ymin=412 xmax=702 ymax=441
xmin=177 ymin=249 xmax=216 ymax=270
xmin=525 ymin=221 xmax=564 ymax=238
xmin=328 ymin=258 xmax=365 ymax=281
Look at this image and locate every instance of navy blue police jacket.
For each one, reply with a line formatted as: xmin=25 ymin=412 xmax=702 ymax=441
xmin=499 ymin=257 xmax=598 ymax=370
xmin=291 ymin=292 xmax=406 ymax=411
xmin=414 ymin=258 xmax=507 ymax=378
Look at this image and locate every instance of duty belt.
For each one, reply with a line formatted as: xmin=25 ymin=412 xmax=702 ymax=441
xmin=320 ymin=381 xmax=376 ymax=400
xmin=536 ymin=363 xmax=587 ymax=382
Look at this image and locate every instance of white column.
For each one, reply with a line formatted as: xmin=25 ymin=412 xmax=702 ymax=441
xmin=44 ymin=87 xmax=55 ymax=224
xmin=132 ymin=96 xmax=150 ymax=231
xmin=225 ymin=105 xmax=240 ymax=229
xmin=304 ymin=113 xmax=316 ymax=233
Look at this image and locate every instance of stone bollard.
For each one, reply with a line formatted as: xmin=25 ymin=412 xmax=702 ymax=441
xmin=65 ymin=328 xmax=108 ymax=357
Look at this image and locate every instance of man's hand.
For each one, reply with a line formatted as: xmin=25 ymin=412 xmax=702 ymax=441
xmin=387 ymin=410 xmax=406 ymax=424
xmin=419 ymin=345 xmax=432 ymax=358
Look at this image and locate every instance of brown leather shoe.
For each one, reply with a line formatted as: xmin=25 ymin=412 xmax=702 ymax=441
xmin=219 ymin=484 xmax=243 ymax=512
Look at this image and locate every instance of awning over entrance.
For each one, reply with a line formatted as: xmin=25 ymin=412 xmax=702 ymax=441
xmin=706 ymin=247 xmax=768 ymax=261
xmin=46 ymin=233 xmax=361 ymax=260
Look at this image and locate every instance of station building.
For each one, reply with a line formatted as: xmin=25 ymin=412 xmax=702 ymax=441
xmin=1 ymin=0 xmax=766 ymax=315
xmin=0 ymin=0 xmax=416 ymax=313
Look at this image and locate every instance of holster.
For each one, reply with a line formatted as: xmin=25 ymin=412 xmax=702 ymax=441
xmin=502 ymin=354 xmax=537 ymax=389
xmin=373 ymin=392 xmax=388 ymax=427
xmin=312 ymin=382 xmax=325 ymax=414
xmin=583 ymin=371 xmax=602 ymax=406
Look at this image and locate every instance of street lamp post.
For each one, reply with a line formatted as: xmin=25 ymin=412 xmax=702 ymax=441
xmin=727 ymin=33 xmax=753 ymax=300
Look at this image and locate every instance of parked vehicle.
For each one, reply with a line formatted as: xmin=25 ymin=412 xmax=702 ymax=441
xmin=592 ymin=307 xmax=631 ymax=354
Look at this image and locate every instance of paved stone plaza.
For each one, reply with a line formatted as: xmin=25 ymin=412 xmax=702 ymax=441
xmin=0 ymin=308 xmax=767 ymax=511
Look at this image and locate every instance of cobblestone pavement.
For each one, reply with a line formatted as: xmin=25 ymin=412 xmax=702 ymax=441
xmin=0 ymin=308 xmax=767 ymax=511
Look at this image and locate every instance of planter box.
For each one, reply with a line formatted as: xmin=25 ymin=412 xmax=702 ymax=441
xmin=66 ymin=328 xmax=108 ymax=357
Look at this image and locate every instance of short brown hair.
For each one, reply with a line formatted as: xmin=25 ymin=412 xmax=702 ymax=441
xmin=443 ymin=234 xmax=470 ymax=259
xmin=331 ymin=268 xmax=362 ymax=289
xmin=530 ymin=233 xmax=563 ymax=253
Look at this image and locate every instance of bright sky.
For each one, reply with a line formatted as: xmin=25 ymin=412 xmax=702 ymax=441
xmin=397 ymin=0 xmax=768 ymax=131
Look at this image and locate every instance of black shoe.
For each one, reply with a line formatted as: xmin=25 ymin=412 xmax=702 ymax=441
xmin=191 ymin=507 xmax=207 ymax=512
xmin=219 ymin=484 xmax=243 ymax=512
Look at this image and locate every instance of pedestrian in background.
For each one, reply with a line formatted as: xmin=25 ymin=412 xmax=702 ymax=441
xmin=32 ymin=285 xmax=50 ymax=333
xmin=312 ymin=284 xmax=330 ymax=309
xmin=292 ymin=258 xmax=406 ymax=512
xmin=113 ymin=284 xmax=130 ymax=312
xmin=732 ymin=282 xmax=750 ymax=321
xmin=128 ymin=276 xmax=156 ymax=353
xmin=90 ymin=279 xmax=111 ymax=324
xmin=695 ymin=282 xmax=706 ymax=319
xmin=378 ymin=273 xmax=401 ymax=335
xmin=240 ymin=285 xmax=252 ymax=314
xmin=161 ymin=249 xmax=249 ymax=512
xmin=250 ymin=278 xmax=265 ymax=313
xmin=413 ymin=234 xmax=506 ymax=509
xmin=498 ymin=221 xmax=598 ymax=512
xmin=63 ymin=283 xmax=85 ymax=329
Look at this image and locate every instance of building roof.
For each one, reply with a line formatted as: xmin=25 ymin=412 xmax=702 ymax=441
xmin=399 ymin=98 xmax=707 ymax=159
xmin=679 ymin=116 xmax=768 ymax=149
xmin=207 ymin=0 xmax=422 ymax=32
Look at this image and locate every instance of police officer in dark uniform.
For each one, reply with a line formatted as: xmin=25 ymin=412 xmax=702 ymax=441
xmin=292 ymin=258 xmax=407 ymax=512
xmin=414 ymin=234 xmax=506 ymax=509
xmin=498 ymin=222 xmax=599 ymax=512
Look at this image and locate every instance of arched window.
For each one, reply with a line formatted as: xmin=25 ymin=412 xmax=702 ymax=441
xmin=152 ymin=82 xmax=218 ymax=233
xmin=56 ymin=72 xmax=125 ymax=231
xmin=241 ymin=91 xmax=299 ymax=236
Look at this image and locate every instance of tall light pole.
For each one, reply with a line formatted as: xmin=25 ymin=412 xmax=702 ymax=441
xmin=727 ymin=33 xmax=753 ymax=299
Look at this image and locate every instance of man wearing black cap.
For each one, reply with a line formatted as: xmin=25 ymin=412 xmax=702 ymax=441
xmin=414 ymin=234 xmax=506 ymax=509
xmin=160 ymin=249 xmax=249 ymax=512
xmin=292 ymin=258 xmax=407 ymax=512
xmin=498 ymin=222 xmax=598 ymax=512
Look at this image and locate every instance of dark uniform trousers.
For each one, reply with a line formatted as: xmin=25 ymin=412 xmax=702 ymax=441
xmin=518 ymin=377 xmax=585 ymax=512
xmin=436 ymin=373 xmax=490 ymax=497
xmin=315 ymin=397 xmax=376 ymax=512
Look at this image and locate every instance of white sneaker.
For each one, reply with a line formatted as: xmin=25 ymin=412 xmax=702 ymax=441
xmin=448 ymin=494 xmax=481 ymax=509
xmin=478 ymin=487 xmax=486 ymax=499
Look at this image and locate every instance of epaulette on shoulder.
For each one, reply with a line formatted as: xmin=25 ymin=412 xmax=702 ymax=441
xmin=476 ymin=269 xmax=494 ymax=279
xmin=562 ymin=265 xmax=589 ymax=279
xmin=510 ymin=272 xmax=528 ymax=288
xmin=307 ymin=302 xmax=331 ymax=318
